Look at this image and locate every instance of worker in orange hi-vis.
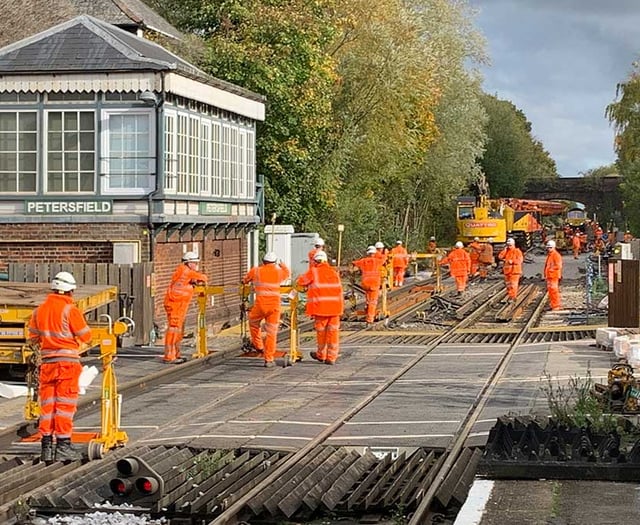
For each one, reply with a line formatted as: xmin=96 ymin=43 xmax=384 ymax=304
xmin=352 ymin=245 xmax=385 ymax=324
xmin=296 ymin=250 xmax=344 ymax=365
xmin=242 ymin=252 xmax=291 ymax=368
xmin=29 ymin=271 xmax=92 ymax=463
xmin=497 ymin=238 xmax=524 ymax=301
xmin=163 ymin=251 xmax=208 ymax=364
xmin=477 ymin=239 xmax=495 ymax=281
xmin=439 ymin=241 xmax=471 ymax=295
xmin=571 ymin=232 xmax=581 ymax=259
xmin=389 ymin=240 xmax=409 ymax=287
xmin=468 ymin=237 xmax=482 ymax=276
xmin=544 ymin=239 xmax=563 ymax=310
xmin=308 ymin=237 xmax=325 ymax=268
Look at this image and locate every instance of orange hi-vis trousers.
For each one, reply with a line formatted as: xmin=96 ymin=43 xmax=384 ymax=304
xmin=454 ymin=275 xmax=468 ymax=292
xmin=164 ymin=300 xmax=189 ymax=361
xmin=364 ymin=288 xmax=380 ymax=323
xmin=504 ymin=274 xmax=521 ymax=299
xmin=248 ymin=303 xmax=281 ymax=363
xmin=38 ymin=361 xmax=82 ymax=439
xmin=547 ymin=278 xmax=562 ymax=310
xmin=313 ymin=315 xmax=341 ymax=363
xmin=393 ymin=266 xmax=407 ymax=287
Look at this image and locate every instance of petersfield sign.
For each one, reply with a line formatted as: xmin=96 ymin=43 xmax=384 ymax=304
xmin=24 ymin=200 xmax=113 ymax=215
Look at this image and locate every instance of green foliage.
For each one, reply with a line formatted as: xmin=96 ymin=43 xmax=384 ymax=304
xmin=479 ymin=94 xmax=558 ymax=197
xmin=540 ymin=368 xmax=617 ymax=434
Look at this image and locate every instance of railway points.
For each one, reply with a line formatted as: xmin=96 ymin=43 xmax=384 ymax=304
xmin=0 ymin=247 xmax=635 ymax=524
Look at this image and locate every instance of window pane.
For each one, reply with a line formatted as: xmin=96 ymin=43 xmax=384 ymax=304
xmin=64 ymin=112 xmax=78 ymax=130
xmin=64 ymin=132 xmax=78 ymax=150
xmin=66 ymin=172 xmax=79 ymax=191
xmin=80 ymin=152 xmax=94 ymax=171
xmin=64 ymin=152 xmax=78 ymax=171
xmin=19 ymin=133 xmax=36 ymax=150
xmin=0 ymin=113 xmax=16 ymax=132
xmin=19 ymin=113 xmax=37 ymax=131
xmin=48 ymin=132 xmax=62 ymax=150
xmin=48 ymin=112 xmax=62 ymax=131
xmin=48 ymin=152 xmax=62 ymax=171
xmin=80 ymin=172 xmax=93 ymax=191
xmin=19 ymin=152 xmax=36 ymax=171
xmin=79 ymin=112 xmax=94 ymax=130
xmin=0 ymin=173 xmax=16 ymax=191
xmin=48 ymin=172 xmax=63 ymax=192
xmin=0 ymin=152 xmax=16 ymax=171
xmin=79 ymin=131 xmax=93 ymax=150
xmin=19 ymin=172 xmax=36 ymax=191
xmin=0 ymin=134 xmax=16 ymax=151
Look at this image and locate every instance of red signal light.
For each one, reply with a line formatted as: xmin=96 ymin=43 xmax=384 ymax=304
xmin=109 ymin=478 xmax=132 ymax=496
xmin=136 ymin=476 xmax=159 ymax=495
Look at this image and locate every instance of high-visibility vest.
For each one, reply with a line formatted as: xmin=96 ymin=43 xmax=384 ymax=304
xmin=28 ymin=293 xmax=92 ymax=362
xmin=243 ymin=263 xmax=290 ymax=307
xmin=164 ymin=264 xmax=208 ymax=305
xmin=544 ymin=249 xmax=563 ymax=280
xmin=353 ymin=256 xmax=384 ymax=290
xmin=440 ymin=248 xmax=471 ymax=277
xmin=390 ymin=246 xmax=409 ymax=268
xmin=297 ymin=263 xmax=344 ymax=316
xmin=498 ymin=247 xmax=523 ymax=276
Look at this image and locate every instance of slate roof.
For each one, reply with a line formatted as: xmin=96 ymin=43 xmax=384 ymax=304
xmin=0 ymin=16 xmax=264 ymax=103
xmin=0 ymin=0 xmax=182 ymax=47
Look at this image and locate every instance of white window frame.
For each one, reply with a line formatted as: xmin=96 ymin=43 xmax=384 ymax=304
xmin=163 ymin=110 xmax=177 ymax=193
xmin=100 ymin=108 xmax=155 ymax=195
xmin=200 ymin=120 xmax=211 ymax=196
xmin=44 ymin=108 xmax=96 ymax=194
xmin=0 ymin=110 xmax=38 ymax=194
xmin=211 ymin=120 xmax=222 ymax=197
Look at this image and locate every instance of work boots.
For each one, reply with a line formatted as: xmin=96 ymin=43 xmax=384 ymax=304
xmin=40 ymin=435 xmax=54 ymax=463
xmin=55 ymin=438 xmax=82 ymax=462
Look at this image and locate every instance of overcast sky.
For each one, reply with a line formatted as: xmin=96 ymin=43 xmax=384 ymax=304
xmin=469 ymin=0 xmax=640 ymax=177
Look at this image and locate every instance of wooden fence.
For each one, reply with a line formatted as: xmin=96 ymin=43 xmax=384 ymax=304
xmin=8 ymin=262 xmax=154 ymax=346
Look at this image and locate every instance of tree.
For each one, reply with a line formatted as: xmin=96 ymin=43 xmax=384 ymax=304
xmin=479 ymin=94 xmax=557 ymax=198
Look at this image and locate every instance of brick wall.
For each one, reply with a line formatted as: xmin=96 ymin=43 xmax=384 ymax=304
xmin=154 ymin=229 xmax=248 ymax=337
xmin=0 ymin=223 xmax=150 ymax=272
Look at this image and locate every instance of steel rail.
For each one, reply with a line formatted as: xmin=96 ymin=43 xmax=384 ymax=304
xmin=206 ymin=282 xmax=545 ymax=525
xmin=407 ymin=286 xmax=548 ymax=524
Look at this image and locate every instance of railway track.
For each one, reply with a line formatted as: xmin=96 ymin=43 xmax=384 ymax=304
xmin=0 ymin=275 xmax=601 ymax=524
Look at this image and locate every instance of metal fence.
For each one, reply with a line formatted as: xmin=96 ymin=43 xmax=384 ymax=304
xmin=8 ymin=262 xmax=154 ymax=346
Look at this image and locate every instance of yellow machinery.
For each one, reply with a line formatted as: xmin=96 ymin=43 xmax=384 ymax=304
xmin=0 ymin=282 xmax=118 ymax=371
xmin=192 ymin=284 xmax=225 ymax=359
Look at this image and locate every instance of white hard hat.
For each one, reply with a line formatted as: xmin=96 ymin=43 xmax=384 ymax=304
xmin=51 ymin=271 xmax=77 ymax=292
xmin=182 ymin=251 xmax=200 ymax=262
xmin=455 ymin=241 xmax=464 ymax=249
xmin=366 ymin=245 xmax=376 ymax=254
xmin=396 ymin=240 xmax=402 ymax=244
xmin=546 ymin=240 xmax=556 ymax=249
xmin=375 ymin=241 xmax=384 ymax=249
xmin=429 ymin=236 xmax=436 ymax=241
xmin=313 ymin=250 xmax=328 ymax=263
xmin=263 ymin=251 xmax=278 ymax=263
xmin=474 ymin=237 xmax=479 ymax=242
xmin=506 ymin=238 xmax=515 ymax=246
xmin=315 ymin=237 xmax=325 ymax=247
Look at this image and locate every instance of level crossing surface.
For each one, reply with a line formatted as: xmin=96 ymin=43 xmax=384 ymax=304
xmin=0 ymin=249 xmax=612 ymax=458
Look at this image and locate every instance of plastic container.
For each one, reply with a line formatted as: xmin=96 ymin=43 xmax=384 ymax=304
xmin=78 ymin=365 xmax=99 ymax=395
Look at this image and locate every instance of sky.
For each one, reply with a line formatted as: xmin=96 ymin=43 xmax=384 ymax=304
xmin=469 ymin=0 xmax=640 ymax=177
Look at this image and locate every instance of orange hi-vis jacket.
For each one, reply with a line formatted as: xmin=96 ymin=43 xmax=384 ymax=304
xmin=308 ymin=247 xmax=321 ymax=266
xmin=498 ymin=246 xmax=523 ymax=275
xmin=28 ymin=293 xmax=92 ymax=362
xmin=243 ymin=262 xmax=290 ymax=308
xmin=164 ymin=264 xmax=208 ymax=305
xmin=353 ymin=255 xmax=384 ymax=291
xmin=544 ymin=248 xmax=563 ymax=280
xmin=439 ymin=247 xmax=471 ymax=277
xmin=478 ymin=243 xmax=495 ymax=265
xmin=390 ymin=245 xmax=409 ymax=269
xmin=297 ymin=262 xmax=344 ymax=317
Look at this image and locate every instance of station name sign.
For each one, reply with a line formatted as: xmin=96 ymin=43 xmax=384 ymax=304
xmin=24 ymin=200 xmax=113 ymax=215
xmin=199 ymin=202 xmax=231 ymax=215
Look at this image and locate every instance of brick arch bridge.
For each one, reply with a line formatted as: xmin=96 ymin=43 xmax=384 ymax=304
xmin=523 ymin=175 xmax=623 ymax=225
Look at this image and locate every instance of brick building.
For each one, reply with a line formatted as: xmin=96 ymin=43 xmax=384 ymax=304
xmin=0 ymin=14 xmax=265 ymax=336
